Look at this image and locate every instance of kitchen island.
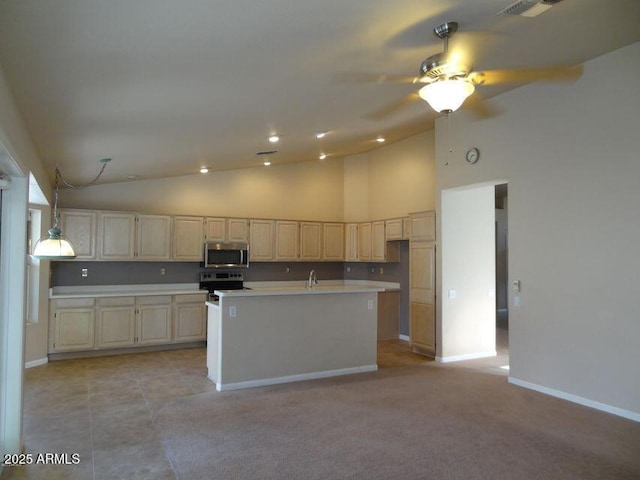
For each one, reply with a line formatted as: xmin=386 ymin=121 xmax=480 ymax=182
xmin=206 ymin=285 xmax=385 ymax=391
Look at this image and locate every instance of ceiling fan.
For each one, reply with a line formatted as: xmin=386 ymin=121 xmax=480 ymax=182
xmin=350 ymin=21 xmax=583 ymax=120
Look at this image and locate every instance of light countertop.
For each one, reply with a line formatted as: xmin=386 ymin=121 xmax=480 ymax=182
xmin=50 ymin=283 xmax=205 ymax=299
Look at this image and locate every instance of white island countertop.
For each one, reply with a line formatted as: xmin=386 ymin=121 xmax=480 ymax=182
xmin=215 ymin=284 xmax=386 ymax=298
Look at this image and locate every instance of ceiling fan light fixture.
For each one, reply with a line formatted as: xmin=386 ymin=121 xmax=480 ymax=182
xmin=418 ymin=79 xmax=475 ymax=113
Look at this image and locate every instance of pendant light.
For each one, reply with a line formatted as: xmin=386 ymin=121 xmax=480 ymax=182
xmin=32 ymin=159 xmax=110 ymax=260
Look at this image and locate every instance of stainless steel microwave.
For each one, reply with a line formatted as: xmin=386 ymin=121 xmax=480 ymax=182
xmin=204 ymin=242 xmax=249 ymax=268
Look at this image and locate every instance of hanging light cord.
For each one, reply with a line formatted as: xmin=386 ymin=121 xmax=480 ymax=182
xmin=52 ymin=158 xmax=110 ymax=228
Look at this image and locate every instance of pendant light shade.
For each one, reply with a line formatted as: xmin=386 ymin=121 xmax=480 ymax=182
xmin=32 ymin=159 xmax=110 ymax=260
xmin=32 ymin=227 xmax=76 ymax=259
xmin=418 ymin=79 xmax=475 ymax=113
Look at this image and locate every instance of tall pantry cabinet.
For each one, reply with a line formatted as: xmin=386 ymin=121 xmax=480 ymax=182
xmin=409 ymin=211 xmax=436 ymax=357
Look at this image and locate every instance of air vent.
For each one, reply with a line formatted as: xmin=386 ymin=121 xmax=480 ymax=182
xmin=498 ymin=0 xmax=562 ymax=17
xmin=256 ymin=150 xmax=278 ymax=156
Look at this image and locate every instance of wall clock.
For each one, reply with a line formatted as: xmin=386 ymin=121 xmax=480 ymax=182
xmin=465 ymin=147 xmax=480 ymax=164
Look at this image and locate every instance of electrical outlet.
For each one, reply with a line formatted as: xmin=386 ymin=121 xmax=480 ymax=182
xmin=448 ymin=289 xmax=456 ymax=299
xmin=160 ymin=268 xmax=166 ymax=275
xmin=379 ymin=267 xmax=384 ymax=274
xmin=367 ymin=300 xmax=374 ymax=310
xmin=81 ymin=268 xmax=88 ymax=278
xmin=229 ymin=306 xmax=236 ymax=317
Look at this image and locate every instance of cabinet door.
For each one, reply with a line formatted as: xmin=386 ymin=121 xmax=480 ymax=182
xmin=372 ymin=221 xmax=386 ymax=262
xmin=249 ymin=220 xmax=275 ymax=261
xmin=410 ymin=211 xmax=435 ymax=242
xmin=384 ymin=218 xmax=403 ymax=241
xmin=410 ymin=302 xmax=435 ymax=352
xmin=345 ymin=223 xmax=358 ymax=261
xmin=275 ymin=221 xmax=299 ymax=261
xmin=174 ymin=216 xmax=204 ymax=261
xmin=403 ymin=217 xmax=411 ymax=240
xmin=323 ymin=223 xmax=344 ymax=261
xmin=227 ymin=218 xmax=249 ymax=242
xmin=410 ymin=242 xmax=436 ymax=304
xmin=137 ymin=304 xmax=172 ymax=345
xmin=204 ymin=218 xmax=226 ymax=242
xmin=52 ymin=309 xmax=95 ymax=352
xmin=98 ymin=212 xmax=136 ymax=260
xmin=96 ymin=306 xmax=136 ymax=348
xmin=137 ymin=214 xmax=171 ymax=260
xmin=300 ymin=222 xmax=322 ymax=261
xmin=174 ymin=303 xmax=206 ymax=342
xmin=58 ymin=209 xmax=97 ymax=259
xmin=358 ymin=223 xmax=372 ymax=261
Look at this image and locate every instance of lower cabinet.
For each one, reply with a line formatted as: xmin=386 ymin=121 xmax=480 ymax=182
xmin=410 ymin=301 xmax=435 ymax=352
xmin=50 ymin=292 xmax=207 ymax=354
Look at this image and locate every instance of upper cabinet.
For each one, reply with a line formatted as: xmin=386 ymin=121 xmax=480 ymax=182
xmin=345 ymin=223 xmax=358 ymax=262
xmin=384 ymin=218 xmax=404 ymax=241
xmin=58 ymin=209 xmax=97 ymax=259
xmin=249 ymin=219 xmax=275 ymax=261
xmin=358 ymin=222 xmax=372 ymax=261
xmin=98 ymin=212 xmax=136 ymax=260
xmin=372 ymin=221 xmax=386 ymax=262
xmin=275 ymin=220 xmax=299 ymax=261
xmin=205 ymin=217 xmax=249 ymax=243
xmin=300 ymin=222 xmax=322 ymax=261
xmin=136 ymin=215 xmax=172 ymax=260
xmin=98 ymin=212 xmax=171 ymax=261
xmin=173 ymin=216 xmax=204 ymax=261
xmin=410 ymin=211 xmax=436 ymax=243
xmin=323 ymin=223 xmax=344 ymax=261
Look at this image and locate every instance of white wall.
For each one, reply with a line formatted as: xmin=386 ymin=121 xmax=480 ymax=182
xmin=439 ymin=184 xmax=496 ymax=361
xmin=435 ymin=42 xmax=640 ymax=417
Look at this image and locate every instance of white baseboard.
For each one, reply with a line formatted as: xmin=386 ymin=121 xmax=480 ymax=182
xmin=509 ymin=377 xmax=640 ymax=423
xmin=436 ymin=350 xmax=496 ymax=363
xmin=25 ymin=357 xmax=48 ymax=369
xmin=214 ymin=364 xmax=379 ymax=392
xmin=398 ymin=334 xmax=410 ymax=342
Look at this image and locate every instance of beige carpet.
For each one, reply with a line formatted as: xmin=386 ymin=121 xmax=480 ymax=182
xmin=153 ymin=357 xmax=640 ymax=480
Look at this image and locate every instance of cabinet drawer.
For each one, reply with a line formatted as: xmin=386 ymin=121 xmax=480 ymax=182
xmin=54 ymin=298 xmax=95 ymax=309
xmin=174 ymin=293 xmax=208 ymax=304
xmin=137 ymin=295 xmax=172 ymax=305
xmin=97 ymin=296 xmax=135 ymax=307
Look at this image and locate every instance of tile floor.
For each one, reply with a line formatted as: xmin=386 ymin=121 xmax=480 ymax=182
xmin=1 ymin=331 xmax=509 ymax=480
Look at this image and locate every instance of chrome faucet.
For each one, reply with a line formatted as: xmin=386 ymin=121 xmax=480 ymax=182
xmin=307 ymin=269 xmax=318 ymax=289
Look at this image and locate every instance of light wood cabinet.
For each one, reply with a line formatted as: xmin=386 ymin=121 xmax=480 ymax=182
xmin=372 ymin=221 xmax=386 ymax=262
xmin=50 ymin=298 xmax=96 ymax=352
xmin=384 ymin=218 xmax=403 ymax=241
xmin=410 ymin=211 xmax=436 ymax=242
xmin=96 ymin=297 xmax=136 ymax=348
xmin=345 ymin=223 xmax=358 ymax=261
xmin=358 ymin=222 xmax=372 ymax=261
xmin=323 ymin=223 xmax=344 ymax=261
xmin=227 ymin=218 xmax=249 ymax=242
xmin=174 ymin=293 xmax=207 ymax=342
xmin=275 ymin=220 xmax=299 ymax=261
xmin=136 ymin=214 xmax=172 ymax=260
xmin=249 ymin=219 xmax=275 ymax=261
xmin=173 ymin=216 xmax=204 ymax=261
xmin=300 ymin=222 xmax=322 ymax=261
xmin=58 ymin=209 xmax=97 ymax=259
xmin=204 ymin=217 xmax=226 ymax=242
xmin=403 ymin=217 xmax=411 ymax=240
xmin=137 ymin=296 xmax=172 ymax=345
xmin=98 ymin=212 xmax=136 ymax=260
xmin=409 ymin=210 xmax=436 ymax=356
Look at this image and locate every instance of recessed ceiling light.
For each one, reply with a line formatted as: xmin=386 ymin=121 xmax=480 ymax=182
xmin=319 ymin=153 xmax=327 ymax=160
xmin=263 ymin=160 xmax=271 ymax=166
xmin=268 ymin=135 xmax=280 ymax=143
xmin=376 ymin=136 xmax=386 ymax=143
xmin=315 ymin=132 xmax=327 ymax=139
xmin=200 ymin=167 xmax=209 ymax=174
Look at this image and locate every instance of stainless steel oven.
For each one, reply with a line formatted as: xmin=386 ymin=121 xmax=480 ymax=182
xmin=199 ymin=271 xmax=247 ymax=301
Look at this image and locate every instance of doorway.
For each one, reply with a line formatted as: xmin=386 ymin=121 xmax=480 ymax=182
xmin=495 ymin=184 xmax=509 ymax=362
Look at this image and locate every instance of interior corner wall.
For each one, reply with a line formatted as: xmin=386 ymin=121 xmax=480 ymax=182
xmin=342 ymin=153 xmax=370 ymax=222
xmin=435 ymin=41 xmax=640 ymax=417
xmin=440 ymin=185 xmax=496 ymax=361
xmin=59 ymin=158 xmax=345 ymax=221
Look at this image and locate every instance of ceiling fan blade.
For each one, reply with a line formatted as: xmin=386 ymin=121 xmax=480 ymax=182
xmin=469 ymin=65 xmax=583 ymax=86
xmin=364 ymin=92 xmax=421 ymax=121
xmin=333 ymin=72 xmax=422 ymax=84
xmin=462 ymin=92 xmax=502 ymax=119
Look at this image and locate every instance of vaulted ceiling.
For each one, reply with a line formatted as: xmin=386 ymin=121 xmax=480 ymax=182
xmin=0 ymin=0 xmax=638 ymax=185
